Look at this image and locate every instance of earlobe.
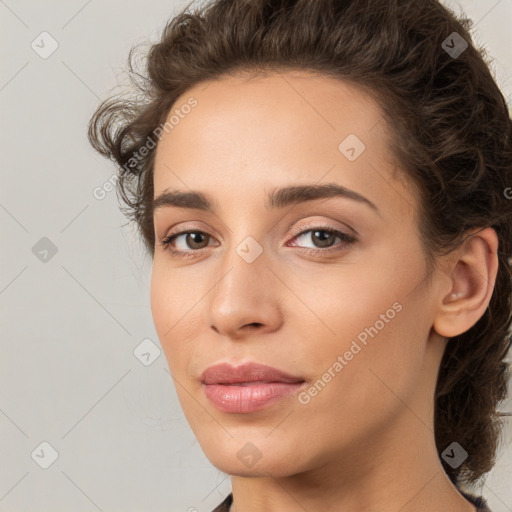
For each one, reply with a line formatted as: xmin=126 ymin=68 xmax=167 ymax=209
xmin=433 ymin=227 xmax=499 ymax=339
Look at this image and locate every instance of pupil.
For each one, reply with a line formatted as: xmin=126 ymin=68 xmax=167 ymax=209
xmin=188 ymin=232 xmax=206 ymax=248
xmin=314 ymin=230 xmax=333 ymax=247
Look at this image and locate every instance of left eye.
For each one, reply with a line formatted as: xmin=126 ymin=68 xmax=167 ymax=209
xmin=290 ymin=227 xmax=355 ymax=250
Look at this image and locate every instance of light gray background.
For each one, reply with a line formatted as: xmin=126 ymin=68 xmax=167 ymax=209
xmin=1 ymin=1 xmax=511 ymax=511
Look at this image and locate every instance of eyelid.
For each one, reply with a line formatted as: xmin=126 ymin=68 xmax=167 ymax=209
xmin=287 ymin=219 xmax=356 ymax=240
xmin=163 ymin=213 xmax=356 ymax=238
xmin=162 ymin=222 xmax=219 ymax=242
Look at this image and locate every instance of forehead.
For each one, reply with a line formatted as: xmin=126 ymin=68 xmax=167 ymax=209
xmin=152 ymin=70 xmax=416 ymax=219
xmin=156 ymin=70 xmax=388 ymax=160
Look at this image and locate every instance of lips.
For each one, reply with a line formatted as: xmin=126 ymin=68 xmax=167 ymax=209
xmin=199 ymin=362 xmax=305 ymax=385
xmin=200 ymin=362 xmax=307 ymax=413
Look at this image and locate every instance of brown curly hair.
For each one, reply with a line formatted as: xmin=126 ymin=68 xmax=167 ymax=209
xmin=88 ymin=0 xmax=512 ymax=488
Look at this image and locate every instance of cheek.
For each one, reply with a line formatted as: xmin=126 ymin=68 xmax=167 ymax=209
xmin=293 ymin=246 xmax=429 ymax=401
xmin=150 ymin=265 xmax=169 ymax=341
xmin=150 ymin=263 xmax=192 ymax=373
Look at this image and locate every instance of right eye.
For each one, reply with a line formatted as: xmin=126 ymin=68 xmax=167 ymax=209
xmin=159 ymin=230 xmax=217 ymax=259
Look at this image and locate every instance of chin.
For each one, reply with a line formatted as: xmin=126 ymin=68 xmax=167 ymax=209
xmin=202 ymin=442 xmax=307 ymax=479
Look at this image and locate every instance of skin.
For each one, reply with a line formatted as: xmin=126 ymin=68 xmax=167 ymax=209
xmin=150 ymin=70 xmax=498 ymax=512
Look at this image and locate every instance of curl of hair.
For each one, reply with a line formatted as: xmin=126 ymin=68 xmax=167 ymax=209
xmin=88 ymin=0 xmax=512 ymax=487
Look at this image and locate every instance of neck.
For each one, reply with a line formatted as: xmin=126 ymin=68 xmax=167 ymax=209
xmin=228 ymin=395 xmax=476 ymax=512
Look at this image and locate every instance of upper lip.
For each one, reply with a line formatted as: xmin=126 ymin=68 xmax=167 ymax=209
xmin=200 ymin=362 xmax=305 ymax=385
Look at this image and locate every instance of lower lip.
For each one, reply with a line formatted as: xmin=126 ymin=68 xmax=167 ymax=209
xmin=202 ymin=381 xmax=305 ymax=413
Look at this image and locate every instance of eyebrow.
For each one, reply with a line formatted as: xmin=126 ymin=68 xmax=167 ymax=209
xmin=152 ymin=182 xmax=379 ymax=215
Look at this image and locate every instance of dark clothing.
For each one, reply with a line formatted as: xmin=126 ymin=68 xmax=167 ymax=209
xmin=212 ymin=492 xmax=232 ymax=512
xmin=460 ymin=490 xmax=493 ymax=512
xmin=211 ymin=489 xmax=492 ymax=511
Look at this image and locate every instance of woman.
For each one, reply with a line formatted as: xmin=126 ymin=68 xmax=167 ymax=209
xmin=88 ymin=0 xmax=512 ymax=510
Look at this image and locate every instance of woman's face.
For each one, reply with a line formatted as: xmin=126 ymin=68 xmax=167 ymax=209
xmin=150 ymin=71 xmax=447 ymax=478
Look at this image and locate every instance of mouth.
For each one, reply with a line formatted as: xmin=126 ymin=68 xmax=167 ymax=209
xmin=199 ymin=362 xmax=307 ymax=414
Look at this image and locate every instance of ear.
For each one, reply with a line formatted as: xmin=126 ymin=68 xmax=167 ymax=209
xmin=433 ymin=227 xmax=499 ymax=338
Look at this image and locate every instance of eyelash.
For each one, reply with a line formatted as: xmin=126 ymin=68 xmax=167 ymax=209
xmin=158 ymin=224 xmax=357 ymax=260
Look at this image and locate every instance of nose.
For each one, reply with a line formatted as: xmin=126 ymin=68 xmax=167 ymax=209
xmin=206 ymin=242 xmax=284 ymax=339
